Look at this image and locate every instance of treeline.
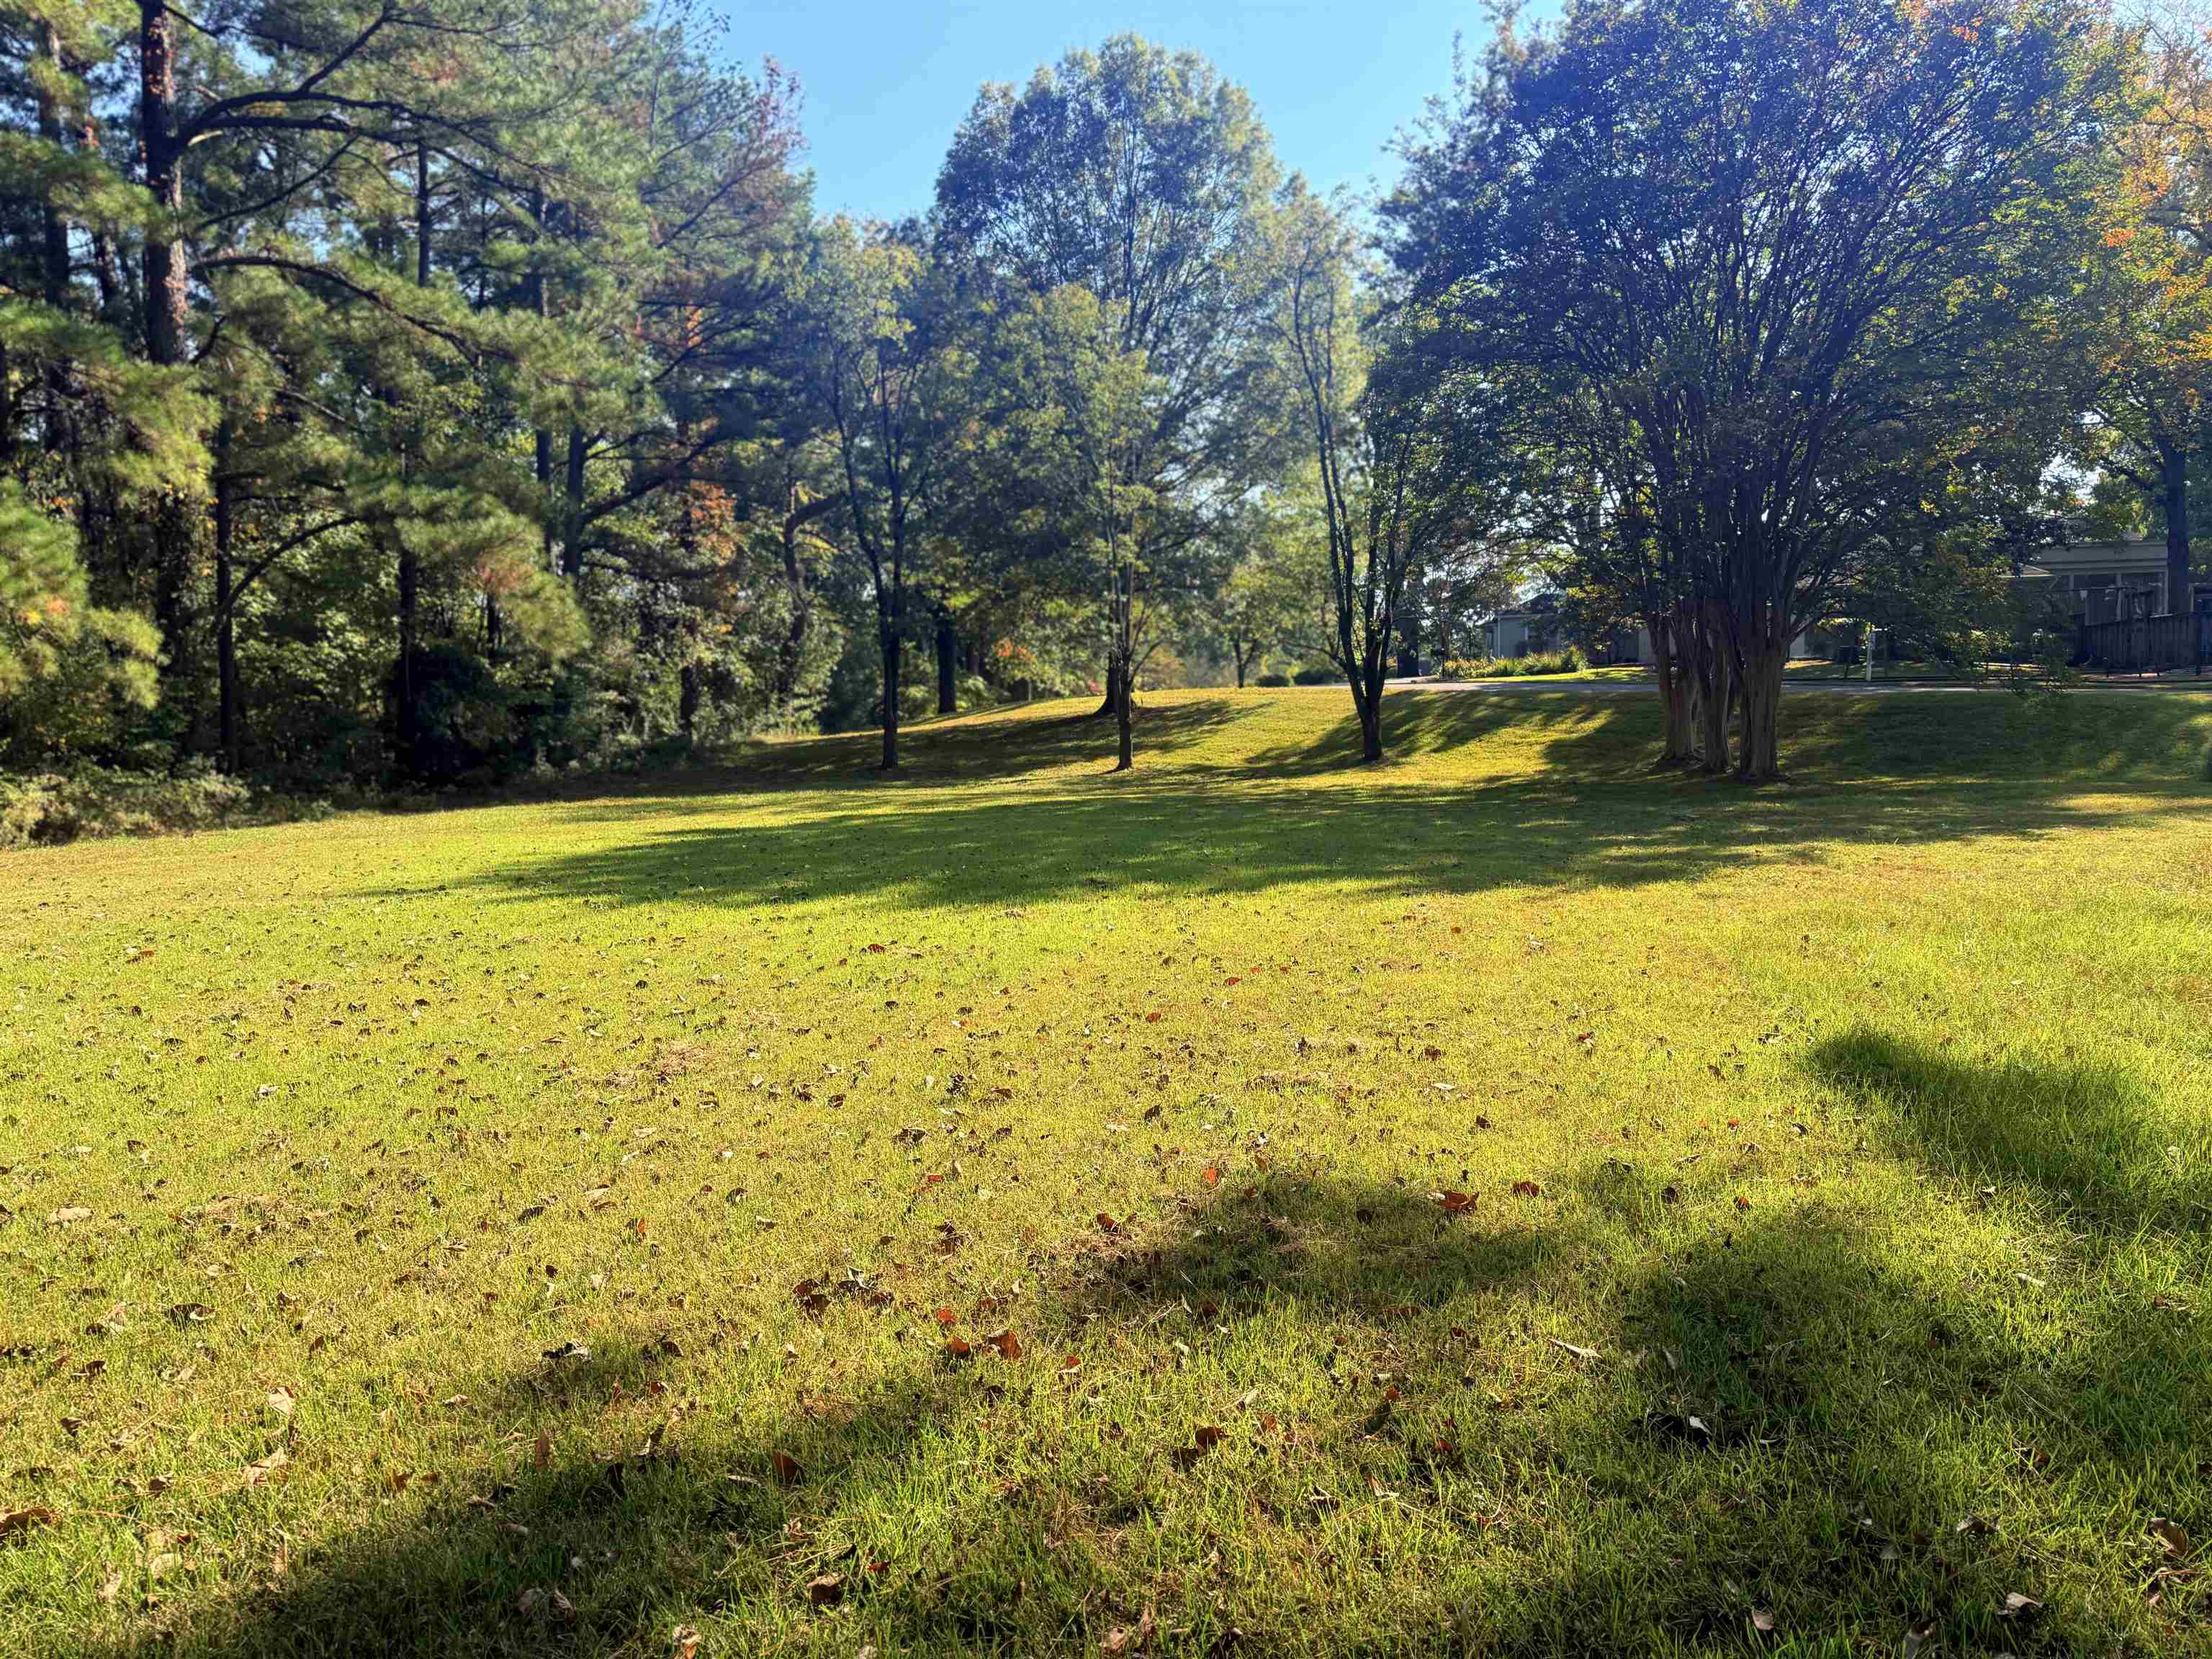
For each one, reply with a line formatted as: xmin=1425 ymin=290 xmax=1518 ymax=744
xmin=1 ymin=0 xmax=2206 ymax=791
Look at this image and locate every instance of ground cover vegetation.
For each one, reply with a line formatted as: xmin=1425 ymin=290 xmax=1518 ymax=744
xmin=1 ymin=687 xmax=2209 ymax=1655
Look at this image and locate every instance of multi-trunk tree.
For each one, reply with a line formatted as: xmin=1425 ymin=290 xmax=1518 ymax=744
xmin=1389 ymin=0 xmax=2128 ymax=778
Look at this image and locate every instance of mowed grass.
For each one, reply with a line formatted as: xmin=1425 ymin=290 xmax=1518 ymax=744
xmin=4 ymin=686 xmax=2212 ymax=1659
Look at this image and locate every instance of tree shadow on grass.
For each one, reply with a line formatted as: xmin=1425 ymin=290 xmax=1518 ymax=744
xmin=441 ymin=762 xmax=2205 ymax=920
xmin=78 ymin=1167 xmax=2212 ymax=1656
xmin=1806 ymin=1026 xmax=2212 ymax=1235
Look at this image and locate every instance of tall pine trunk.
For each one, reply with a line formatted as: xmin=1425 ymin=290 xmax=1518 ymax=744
xmin=214 ymin=424 xmax=243 ymax=770
xmin=140 ymin=0 xmax=194 ymax=695
xmin=562 ymin=427 xmax=587 ymax=580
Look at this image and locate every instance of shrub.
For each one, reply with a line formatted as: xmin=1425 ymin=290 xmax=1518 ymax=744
xmin=1441 ymin=647 xmax=1586 ymax=679
xmin=1292 ymin=665 xmax=1338 ymax=685
xmin=1254 ymin=673 xmax=1290 ymax=688
xmin=0 ymin=762 xmax=322 ymax=849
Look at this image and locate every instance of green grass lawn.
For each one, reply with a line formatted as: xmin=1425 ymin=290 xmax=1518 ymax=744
xmin=5 ymin=686 xmax=2211 ymax=1658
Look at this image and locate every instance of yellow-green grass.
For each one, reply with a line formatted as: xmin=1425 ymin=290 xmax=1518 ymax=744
xmin=4 ymin=688 xmax=2211 ymax=1658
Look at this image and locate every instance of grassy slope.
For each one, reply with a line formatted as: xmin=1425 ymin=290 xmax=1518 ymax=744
xmin=3 ymin=686 xmax=2210 ymax=1658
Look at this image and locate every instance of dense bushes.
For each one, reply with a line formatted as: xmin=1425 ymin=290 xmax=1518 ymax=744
xmin=1439 ymin=647 xmax=1586 ymax=679
xmin=0 ymin=763 xmax=316 ymax=849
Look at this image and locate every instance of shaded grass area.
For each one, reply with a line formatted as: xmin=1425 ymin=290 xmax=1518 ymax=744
xmin=3 ymin=686 xmax=2210 ymax=1657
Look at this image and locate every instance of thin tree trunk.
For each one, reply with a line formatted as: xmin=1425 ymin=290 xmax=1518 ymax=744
xmin=1357 ymin=657 xmax=1385 ymax=763
xmin=1097 ymin=654 xmax=1123 ymax=720
xmin=561 ymin=426 xmax=587 ymax=580
xmin=777 ymin=500 xmax=811 ymax=729
xmin=213 ymin=426 xmax=243 ymax=770
xmin=140 ymin=0 xmax=194 ymax=695
xmin=879 ymin=613 xmax=902 ymax=770
xmin=934 ymin=605 xmax=956 ymax=715
xmin=1650 ymin=610 xmax=1696 ymax=765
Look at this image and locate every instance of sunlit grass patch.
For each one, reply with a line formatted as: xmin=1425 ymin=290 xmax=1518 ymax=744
xmin=3 ymin=687 xmax=2209 ymax=1656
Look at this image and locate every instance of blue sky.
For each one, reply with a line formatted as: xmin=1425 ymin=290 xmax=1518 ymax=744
xmin=732 ymin=0 xmax=1495 ymax=222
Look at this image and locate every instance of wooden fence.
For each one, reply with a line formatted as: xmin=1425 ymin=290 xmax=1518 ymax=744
xmin=2076 ymin=612 xmax=2212 ymax=675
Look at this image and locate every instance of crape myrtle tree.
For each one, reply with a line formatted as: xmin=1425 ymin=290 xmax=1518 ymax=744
xmin=1388 ymin=0 xmax=2129 ymax=778
xmin=1269 ymin=183 xmax=1506 ymax=763
xmin=935 ymin=34 xmax=1287 ymax=721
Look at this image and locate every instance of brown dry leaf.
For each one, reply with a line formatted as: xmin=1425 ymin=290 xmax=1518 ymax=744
xmin=806 ymin=1572 xmax=845 ymax=1606
xmin=96 ymin=1566 xmax=123 ymax=1602
xmin=46 ymin=1207 xmax=92 ymax=1227
xmin=1997 ymin=1591 xmax=2041 ymax=1619
xmin=1750 ymin=1607 xmax=1775 ymax=1634
xmin=671 ymin=1624 xmax=702 ymax=1659
xmin=770 ymin=1450 xmax=804 ymax=1486
xmin=1094 ymin=1213 xmax=1122 ymax=1235
xmin=932 ymin=1306 xmax=958 ymax=1326
xmin=0 ymin=1506 xmax=57 ymax=1542
xmin=945 ymin=1336 xmax=972 ymax=1357
xmin=2152 ymin=1519 xmax=2195 ymax=1561
xmin=168 ymin=1303 xmax=215 ymax=1326
xmin=240 ymin=1448 xmax=289 ymax=1488
xmin=1511 ymin=1179 xmax=1542 ymax=1198
xmin=533 ymin=1429 xmax=552 ymax=1470
xmin=985 ymin=1328 xmax=1023 ymax=1361
xmin=1734 ymin=1194 xmax=1753 ymax=1212
xmin=266 ymin=1387 xmax=296 ymax=1420
xmin=1431 ymin=1190 xmax=1475 ymax=1213
xmin=1548 ymin=1338 xmax=1601 ymax=1361
xmin=1200 ymin=1166 xmax=1221 ymax=1187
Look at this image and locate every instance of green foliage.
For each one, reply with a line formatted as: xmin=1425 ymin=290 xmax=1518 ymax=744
xmin=1439 ymin=647 xmax=1586 ymax=679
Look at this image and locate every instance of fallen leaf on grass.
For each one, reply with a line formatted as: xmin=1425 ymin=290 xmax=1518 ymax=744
xmin=1548 ymin=1339 xmax=1600 ymax=1361
xmin=985 ymin=1328 xmax=1022 ymax=1361
xmin=671 ymin=1624 xmax=701 ymax=1659
xmin=0 ymin=1507 xmax=57 ymax=1542
xmin=240 ymin=1449 xmax=289 ymax=1489
xmin=770 ymin=1450 xmax=803 ymax=1485
xmin=1511 ymin=1179 xmax=1542 ymax=1198
xmin=1997 ymin=1591 xmax=2041 ymax=1619
xmin=806 ymin=1572 xmax=844 ymax=1606
xmin=1169 ymin=1424 xmax=1225 ymax=1470
xmin=1431 ymin=1190 xmax=1476 ymax=1213
xmin=1750 ymin=1606 xmax=1775 ymax=1634
xmin=45 ymin=1207 xmax=92 ymax=1227
xmin=1101 ymin=1607 xmax=1156 ymax=1654
xmin=266 ymin=1387 xmax=295 ymax=1420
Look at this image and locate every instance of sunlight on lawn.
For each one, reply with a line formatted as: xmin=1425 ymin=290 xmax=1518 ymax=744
xmin=3 ymin=688 xmax=2210 ymax=1657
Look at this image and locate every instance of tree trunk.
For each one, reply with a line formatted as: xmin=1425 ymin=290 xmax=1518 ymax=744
xmin=140 ymin=0 xmax=194 ymax=694
xmin=1232 ymin=642 xmax=1247 ymax=689
xmin=561 ymin=426 xmax=587 ymax=580
xmin=1735 ymin=638 xmax=1786 ymax=782
xmin=1115 ymin=663 xmax=1133 ymax=770
xmin=2161 ymin=440 xmax=2191 ymax=617
xmin=414 ymin=138 xmax=433 ymax=289
xmin=934 ymin=605 xmax=956 ymax=715
xmin=1357 ymin=661 xmax=1385 ymax=763
xmin=1097 ymin=654 xmax=1123 ymax=720
xmin=1690 ymin=601 xmax=1731 ymax=774
xmin=678 ymin=660 xmax=701 ymax=744
xmin=395 ymin=534 xmax=420 ymax=775
xmin=1650 ymin=611 xmax=1696 ymax=766
xmin=879 ymin=616 xmax=902 ymax=770
xmin=214 ymin=433 xmax=243 ymax=771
